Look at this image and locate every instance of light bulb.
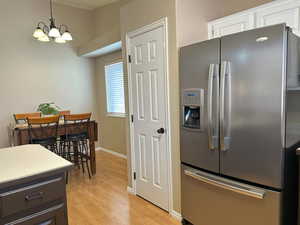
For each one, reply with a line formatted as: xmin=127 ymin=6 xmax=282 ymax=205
xmin=48 ymin=27 xmax=60 ymax=38
xmin=38 ymin=35 xmax=50 ymax=42
xmin=33 ymin=27 xmax=45 ymax=39
xmin=55 ymin=36 xmax=66 ymax=44
xmin=61 ymin=31 xmax=73 ymax=41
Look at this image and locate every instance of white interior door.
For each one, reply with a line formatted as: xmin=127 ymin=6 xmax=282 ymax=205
xmin=129 ymin=24 xmax=169 ymax=211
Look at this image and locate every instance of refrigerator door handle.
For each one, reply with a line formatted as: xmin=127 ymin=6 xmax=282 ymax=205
xmin=220 ymin=61 xmax=232 ymax=151
xmin=207 ymin=64 xmax=219 ymax=150
xmin=184 ymin=169 xmax=265 ymax=200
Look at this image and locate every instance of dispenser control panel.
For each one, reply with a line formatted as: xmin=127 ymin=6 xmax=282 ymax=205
xmin=183 ymin=89 xmax=202 ymax=106
xmin=182 ymin=89 xmax=204 ymax=131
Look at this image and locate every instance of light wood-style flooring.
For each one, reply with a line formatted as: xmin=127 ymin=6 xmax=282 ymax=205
xmin=67 ymin=150 xmax=180 ymax=225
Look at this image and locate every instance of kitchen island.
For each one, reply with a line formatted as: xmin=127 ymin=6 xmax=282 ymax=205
xmin=0 ymin=144 xmax=72 ymax=225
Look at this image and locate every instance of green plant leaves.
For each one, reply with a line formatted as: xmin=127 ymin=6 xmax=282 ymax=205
xmin=37 ymin=102 xmax=61 ymax=115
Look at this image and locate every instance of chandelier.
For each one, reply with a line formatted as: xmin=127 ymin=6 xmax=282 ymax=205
xmin=33 ymin=0 xmax=73 ymax=43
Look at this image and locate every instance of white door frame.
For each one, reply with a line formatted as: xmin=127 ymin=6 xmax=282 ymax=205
xmin=126 ymin=17 xmax=173 ymax=212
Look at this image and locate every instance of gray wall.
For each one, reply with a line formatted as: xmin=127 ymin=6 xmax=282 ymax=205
xmin=95 ymin=51 xmax=127 ymax=155
xmin=0 ymin=0 xmax=98 ymax=148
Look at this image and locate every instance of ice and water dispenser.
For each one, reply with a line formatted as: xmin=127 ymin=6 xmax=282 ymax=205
xmin=182 ymin=89 xmax=204 ymax=131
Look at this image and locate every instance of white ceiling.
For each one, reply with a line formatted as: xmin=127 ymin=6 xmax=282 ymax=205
xmin=54 ymin=0 xmax=120 ymax=10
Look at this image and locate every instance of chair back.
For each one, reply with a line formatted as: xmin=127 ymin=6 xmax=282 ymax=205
xmin=59 ymin=110 xmax=71 ymax=119
xmin=27 ymin=116 xmax=60 ymax=143
xmin=14 ymin=112 xmax=41 ymax=124
xmin=64 ymin=113 xmax=92 ymax=139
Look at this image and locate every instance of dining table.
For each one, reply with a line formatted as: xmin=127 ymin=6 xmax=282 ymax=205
xmin=12 ymin=120 xmax=98 ymax=175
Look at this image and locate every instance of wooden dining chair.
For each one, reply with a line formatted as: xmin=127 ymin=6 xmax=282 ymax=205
xmin=27 ymin=116 xmax=60 ymax=154
xmin=59 ymin=110 xmax=71 ymax=119
xmin=57 ymin=110 xmax=71 ymax=153
xmin=62 ymin=113 xmax=92 ymax=178
xmin=14 ymin=112 xmax=41 ymax=124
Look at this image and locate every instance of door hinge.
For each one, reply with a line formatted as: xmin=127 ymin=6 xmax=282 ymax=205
xmin=131 ymin=114 xmax=134 ymax=123
xmin=133 ymin=172 xmax=136 ymax=180
xmin=128 ymin=55 xmax=132 ymax=63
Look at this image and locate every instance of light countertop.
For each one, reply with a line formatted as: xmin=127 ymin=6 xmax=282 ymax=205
xmin=0 ymin=144 xmax=72 ymax=186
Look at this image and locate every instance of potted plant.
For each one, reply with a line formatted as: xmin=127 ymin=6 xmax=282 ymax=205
xmin=37 ymin=103 xmax=60 ymax=116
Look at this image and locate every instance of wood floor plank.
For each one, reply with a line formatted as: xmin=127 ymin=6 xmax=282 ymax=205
xmin=67 ymin=151 xmax=180 ymax=225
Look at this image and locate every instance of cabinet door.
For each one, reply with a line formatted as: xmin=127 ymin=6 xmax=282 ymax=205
xmin=256 ymin=0 xmax=300 ymax=36
xmin=3 ymin=204 xmax=67 ymax=225
xmin=208 ymin=13 xmax=255 ymax=39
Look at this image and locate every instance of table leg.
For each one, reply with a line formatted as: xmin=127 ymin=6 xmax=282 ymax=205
xmin=18 ymin=130 xmax=24 ymax=145
xmin=89 ymin=141 xmax=96 ymax=175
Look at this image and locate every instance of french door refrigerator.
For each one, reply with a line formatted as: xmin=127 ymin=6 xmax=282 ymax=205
xmin=180 ymin=24 xmax=300 ymax=225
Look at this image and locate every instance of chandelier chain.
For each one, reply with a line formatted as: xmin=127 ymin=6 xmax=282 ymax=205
xmin=50 ymin=0 xmax=53 ymax=19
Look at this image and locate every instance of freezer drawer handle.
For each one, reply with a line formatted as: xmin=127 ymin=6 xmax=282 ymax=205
xmin=184 ymin=169 xmax=265 ymax=200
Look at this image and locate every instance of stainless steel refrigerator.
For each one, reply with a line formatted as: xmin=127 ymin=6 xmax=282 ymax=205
xmin=180 ymin=24 xmax=300 ymax=225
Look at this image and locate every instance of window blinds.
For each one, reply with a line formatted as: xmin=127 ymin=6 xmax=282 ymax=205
xmin=105 ymin=62 xmax=126 ymax=115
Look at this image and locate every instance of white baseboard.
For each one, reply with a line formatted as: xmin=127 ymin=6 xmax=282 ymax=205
xmin=96 ymin=147 xmax=127 ymax=159
xmin=127 ymin=186 xmax=135 ymax=194
xmin=170 ymin=210 xmax=182 ymax=221
xmin=127 ymin=185 xmax=180 ymax=220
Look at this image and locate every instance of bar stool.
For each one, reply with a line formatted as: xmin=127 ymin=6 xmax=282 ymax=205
xmin=58 ymin=110 xmax=71 ymax=153
xmin=62 ymin=113 xmax=92 ymax=178
xmin=27 ymin=116 xmax=60 ymax=154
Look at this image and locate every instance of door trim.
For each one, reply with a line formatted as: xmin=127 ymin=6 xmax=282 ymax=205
xmin=126 ymin=17 xmax=173 ymax=212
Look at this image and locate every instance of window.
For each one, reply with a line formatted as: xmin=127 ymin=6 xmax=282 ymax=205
xmin=105 ymin=62 xmax=126 ymax=116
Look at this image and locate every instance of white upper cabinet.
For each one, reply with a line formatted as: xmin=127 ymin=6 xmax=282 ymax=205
xmin=208 ymin=0 xmax=300 ymax=39
xmin=208 ymin=13 xmax=255 ymax=38
xmin=256 ymin=0 xmax=300 ymax=35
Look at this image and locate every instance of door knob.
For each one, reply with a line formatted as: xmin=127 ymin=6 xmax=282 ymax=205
xmin=157 ymin=128 xmax=165 ymax=134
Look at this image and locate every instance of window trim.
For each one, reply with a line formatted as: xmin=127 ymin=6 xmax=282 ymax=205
xmin=104 ymin=60 xmax=126 ymax=118
xmin=106 ymin=112 xmax=127 ymax=118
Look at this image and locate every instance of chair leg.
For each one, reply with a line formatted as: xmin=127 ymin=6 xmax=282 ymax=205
xmin=61 ymin=141 xmax=65 ymax=159
xmin=73 ymin=141 xmax=80 ymax=169
xmin=54 ymin=143 xmax=58 ymax=155
xmin=83 ymin=139 xmax=91 ymax=179
xmin=68 ymin=141 xmax=72 ymax=162
xmin=86 ymin=158 xmax=91 ymax=179
xmin=80 ymin=141 xmax=84 ymax=172
xmin=56 ymin=141 xmax=60 ymax=156
xmin=59 ymin=141 xmax=63 ymax=157
xmin=80 ymin=154 xmax=85 ymax=174
xmin=66 ymin=171 xmax=69 ymax=184
xmin=66 ymin=141 xmax=71 ymax=161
